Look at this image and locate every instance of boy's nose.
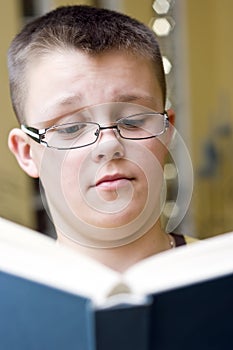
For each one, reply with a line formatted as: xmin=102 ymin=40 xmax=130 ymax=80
xmin=91 ymin=129 xmax=125 ymax=162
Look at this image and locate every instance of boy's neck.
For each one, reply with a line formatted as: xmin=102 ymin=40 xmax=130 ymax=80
xmin=56 ymin=224 xmax=173 ymax=273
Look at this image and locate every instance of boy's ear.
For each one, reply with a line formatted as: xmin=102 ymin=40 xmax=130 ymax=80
xmin=167 ymin=108 xmax=175 ymax=126
xmin=164 ymin=108 xmax=175 ymax=146
xmin=8 ymin=128 xmax=39 ymax=178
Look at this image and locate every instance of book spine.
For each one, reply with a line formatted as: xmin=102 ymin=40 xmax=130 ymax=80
xmin=95 ymin=300 xmax=151 ymax=350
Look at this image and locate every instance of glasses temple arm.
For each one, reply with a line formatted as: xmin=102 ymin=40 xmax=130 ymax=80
xmin=21 ymin=125 xmax=45 ymax=144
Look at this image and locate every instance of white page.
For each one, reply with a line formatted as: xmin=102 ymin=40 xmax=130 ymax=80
xmin=124 ymin=231 xmax=233 ymax=295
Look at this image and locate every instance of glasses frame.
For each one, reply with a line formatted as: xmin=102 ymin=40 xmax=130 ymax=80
xmin=21 ymin=111 xmax=169 ymax=150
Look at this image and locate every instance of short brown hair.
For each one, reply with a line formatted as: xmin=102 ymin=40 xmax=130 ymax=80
xmin=8 ymin=5 xmax=166 ymax=123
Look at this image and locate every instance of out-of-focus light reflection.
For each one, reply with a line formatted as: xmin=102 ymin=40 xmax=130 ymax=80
xmin=162 ymin=56 xmax=172 ymax=74
xmin=165 ymin=98 xmax=172 ymax=109
xmin=163 ymin=201 xmax=179 ymax=218
xmin=153 ymin=0 xmax=170 ymax=15
xmin=164 ymin=163 xmax=177 ymax=180
xmin=152 ymin=18 xmax=172 ymax=36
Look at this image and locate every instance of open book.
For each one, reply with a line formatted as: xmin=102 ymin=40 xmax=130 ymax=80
xmin=0 ymin=217 xmax=232 ymax=350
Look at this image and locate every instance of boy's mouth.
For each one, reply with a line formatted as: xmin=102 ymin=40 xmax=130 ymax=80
xmin=94 ymin=174 xmax=135 ymax=190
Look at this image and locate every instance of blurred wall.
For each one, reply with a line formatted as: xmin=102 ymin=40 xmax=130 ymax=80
xmin=0 ymin=1 xmax=36 ymax=229
xmin=185 ymin=0 xmax=233 ymax=237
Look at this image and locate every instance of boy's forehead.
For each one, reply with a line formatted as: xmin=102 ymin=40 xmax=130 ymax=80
xmin=25 ymin=50 xmax=164 ymax=125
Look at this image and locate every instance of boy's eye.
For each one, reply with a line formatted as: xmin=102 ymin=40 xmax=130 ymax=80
xmin=56 ymin=123 xmax=86 ymax=135
xmin=120 ymin=116 xmax=145 ymax=129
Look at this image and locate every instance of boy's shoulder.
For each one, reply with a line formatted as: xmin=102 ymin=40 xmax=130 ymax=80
xmin=170 ymin=232 xmax=198 ymax=247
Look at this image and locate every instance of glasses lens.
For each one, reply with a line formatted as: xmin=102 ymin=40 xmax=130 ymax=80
xmin=118 ymin=113 xmax=166 ymax=139
xmin=46 ymin=122 xmax=99 ymax=149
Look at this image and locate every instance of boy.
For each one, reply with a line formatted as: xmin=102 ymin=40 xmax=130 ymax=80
xmin=8 ymin=5 xmax=192 ymax=272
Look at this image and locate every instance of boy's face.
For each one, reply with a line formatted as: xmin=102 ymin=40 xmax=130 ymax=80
xmin=11 ymin=49 xmax=174 ymax=247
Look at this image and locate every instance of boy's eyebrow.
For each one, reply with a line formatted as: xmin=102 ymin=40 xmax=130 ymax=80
xmin=36 ymin=93 xmax=158 ymax=127
xmin=42 ymin=93 xmax=156 ymax=113
xmin=40 ymin=93 xmax=82 ymax=116
xmin=114 ymin=94 xmax=157 ymax=104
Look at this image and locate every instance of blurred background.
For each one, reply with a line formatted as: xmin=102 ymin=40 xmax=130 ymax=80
xmin=1 ymin=0 xmax=233 ymax=240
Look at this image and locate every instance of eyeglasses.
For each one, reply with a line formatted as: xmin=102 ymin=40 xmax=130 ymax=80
xmin=21 ymin=104 xmax=169 ymax=150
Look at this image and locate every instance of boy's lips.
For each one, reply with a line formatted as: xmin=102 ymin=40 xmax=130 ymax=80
xmin=94 ymin=174 xmax=135 ymax=189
